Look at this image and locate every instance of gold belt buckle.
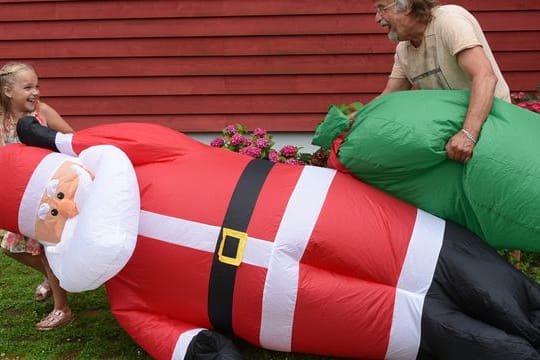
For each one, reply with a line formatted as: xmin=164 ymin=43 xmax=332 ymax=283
xmin=218 ymin=228 xmax=247 ymax=266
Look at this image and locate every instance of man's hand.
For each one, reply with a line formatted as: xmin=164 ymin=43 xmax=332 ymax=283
xmin=445 ymin=130 xmax=476 ymax=163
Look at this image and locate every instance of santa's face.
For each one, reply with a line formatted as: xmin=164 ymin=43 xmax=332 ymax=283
xmin=35 ymin=161 xmax=93 ymax=244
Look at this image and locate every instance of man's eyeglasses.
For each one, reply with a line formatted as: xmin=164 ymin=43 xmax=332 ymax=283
xmin=375 ymin=1 xmax=396 ymax=15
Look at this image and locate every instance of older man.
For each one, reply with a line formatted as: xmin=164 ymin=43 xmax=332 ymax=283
xmin=373 ymin=0 xmax=510 ymax=163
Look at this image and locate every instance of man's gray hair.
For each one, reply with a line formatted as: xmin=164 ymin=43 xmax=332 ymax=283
xmin=394 ymin=0 xmax=439 ymax=23
xmin=394 ymin=0 xmax=409 ymax=11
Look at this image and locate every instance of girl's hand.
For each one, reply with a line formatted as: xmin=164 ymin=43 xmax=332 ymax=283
xmin=38 ymin=102 xmax=74 ymax=133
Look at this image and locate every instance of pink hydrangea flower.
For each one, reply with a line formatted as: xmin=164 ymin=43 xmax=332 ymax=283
xmin=215 ymin=123 xmax=309 ymax=165
xmin=268 ymin=149 xmax=280 ymax=162
xmin=284 ymin=158 xmax=305 ymax=166
xmin=253 ymin=127 xmax=267 ymax=137
xmin=255 ymin=137 xmax=270 ymax=149
xmin=280 ymin=145 xmax=297 ymax=158
xmin=210 ymin=137 xmax=225 ymax=147
xmin=239 ymin=146 xmax=262 ymax=158
xmin=511 ymin=91 xmax=527 ymax=101
xmin=243 ymin=137 xmax=252 ymax=146
xmin=224 ymin=124 xmax=237 ymax=135
xmin=230 ymin=133 xmax=244 ymax=146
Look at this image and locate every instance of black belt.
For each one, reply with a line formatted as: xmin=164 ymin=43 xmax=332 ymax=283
xmin=208 ymin=158 xmax=274 ymax=334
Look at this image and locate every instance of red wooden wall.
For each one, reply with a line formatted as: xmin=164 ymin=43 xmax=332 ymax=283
xmin=0 ymin=0 xmax=538 ymax=132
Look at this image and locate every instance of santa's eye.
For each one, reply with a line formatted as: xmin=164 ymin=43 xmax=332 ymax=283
xmin=57 ymin=192 xmax=65 ymax=200
xmin=51 ymin=209 xmax=58 ymax=216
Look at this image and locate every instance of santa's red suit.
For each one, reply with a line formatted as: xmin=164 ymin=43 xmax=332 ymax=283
xmin=5 ymin=117 xmax=540 ymax=360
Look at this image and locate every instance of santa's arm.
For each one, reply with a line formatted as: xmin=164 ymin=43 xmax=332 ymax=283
xmin=112 ymin=309 xmax=242 ymax=360
xmin=17 ymin=116 xmax=205 ymax=166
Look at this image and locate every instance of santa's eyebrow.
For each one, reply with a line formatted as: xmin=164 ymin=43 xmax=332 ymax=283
xmin=46 ymin=179 xmax=59 ymax=199
xmin=38 ymin=203 xmax=50 ymax=220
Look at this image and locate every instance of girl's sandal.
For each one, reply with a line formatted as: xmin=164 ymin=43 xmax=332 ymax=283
xmin=34 ymin=280 xmax=52 ymax=302
xmin=35 ymin=309 xmax=75 ymax=331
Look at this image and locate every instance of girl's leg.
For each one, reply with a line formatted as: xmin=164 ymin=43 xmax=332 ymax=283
xmin=1 ymin=247 xmax=46 ymax=273
xmin=42 ymin=255 xmax=70 ymax=313
xmin=1 ymin=248 xmax=51 ymax=300
xmin=35 ymin=255 xmax=74 ymax=330
xmin=2 ymin=247 xmax=74 ymax=329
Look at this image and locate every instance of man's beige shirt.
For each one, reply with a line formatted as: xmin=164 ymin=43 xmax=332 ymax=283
xmin=390 ymin=5 xmax=510 ymax=102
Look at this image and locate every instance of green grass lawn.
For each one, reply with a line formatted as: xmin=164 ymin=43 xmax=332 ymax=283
xmin=0 ymin=252 xmax=149 ymax=359
xmin=0 ymin=249 xmax=334 ymax=359
xmin=1 ymin=241 xmax=539 ymax=359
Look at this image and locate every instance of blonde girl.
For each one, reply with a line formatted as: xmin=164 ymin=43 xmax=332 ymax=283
xmin=0 ymin=62 xmax=74 ymax=330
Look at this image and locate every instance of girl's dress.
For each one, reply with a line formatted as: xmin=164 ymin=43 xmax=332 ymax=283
xmin=1 ymin=109 xmax=47 ymax=255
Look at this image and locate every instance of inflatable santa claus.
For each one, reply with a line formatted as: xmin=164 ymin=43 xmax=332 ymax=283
xmin=0 ymin=116 xmax=538 ymax=359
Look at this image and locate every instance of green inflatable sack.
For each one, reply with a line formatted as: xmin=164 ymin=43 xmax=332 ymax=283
xmin=313 ymin=90 xmax=540 ymax=251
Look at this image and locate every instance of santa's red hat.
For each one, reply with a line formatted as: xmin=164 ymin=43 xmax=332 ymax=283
xmin=0 ymin=143 xmax=75 ymax=238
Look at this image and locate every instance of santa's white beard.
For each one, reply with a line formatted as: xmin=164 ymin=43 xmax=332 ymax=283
xmin=73 ymin=164 xmax=93 ymax=206
xmin=44 ymin=145 xmax=140 ymax=293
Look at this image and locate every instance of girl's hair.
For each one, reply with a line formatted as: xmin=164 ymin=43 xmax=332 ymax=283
xmin=395 ymin=0 xmax=440 ymax=24
xmin=0 ymin=62 xmax=36 ymax=128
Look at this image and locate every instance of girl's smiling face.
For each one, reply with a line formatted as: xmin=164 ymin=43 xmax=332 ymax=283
xmin=4 ymin=69 xmax=40 ymax=114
